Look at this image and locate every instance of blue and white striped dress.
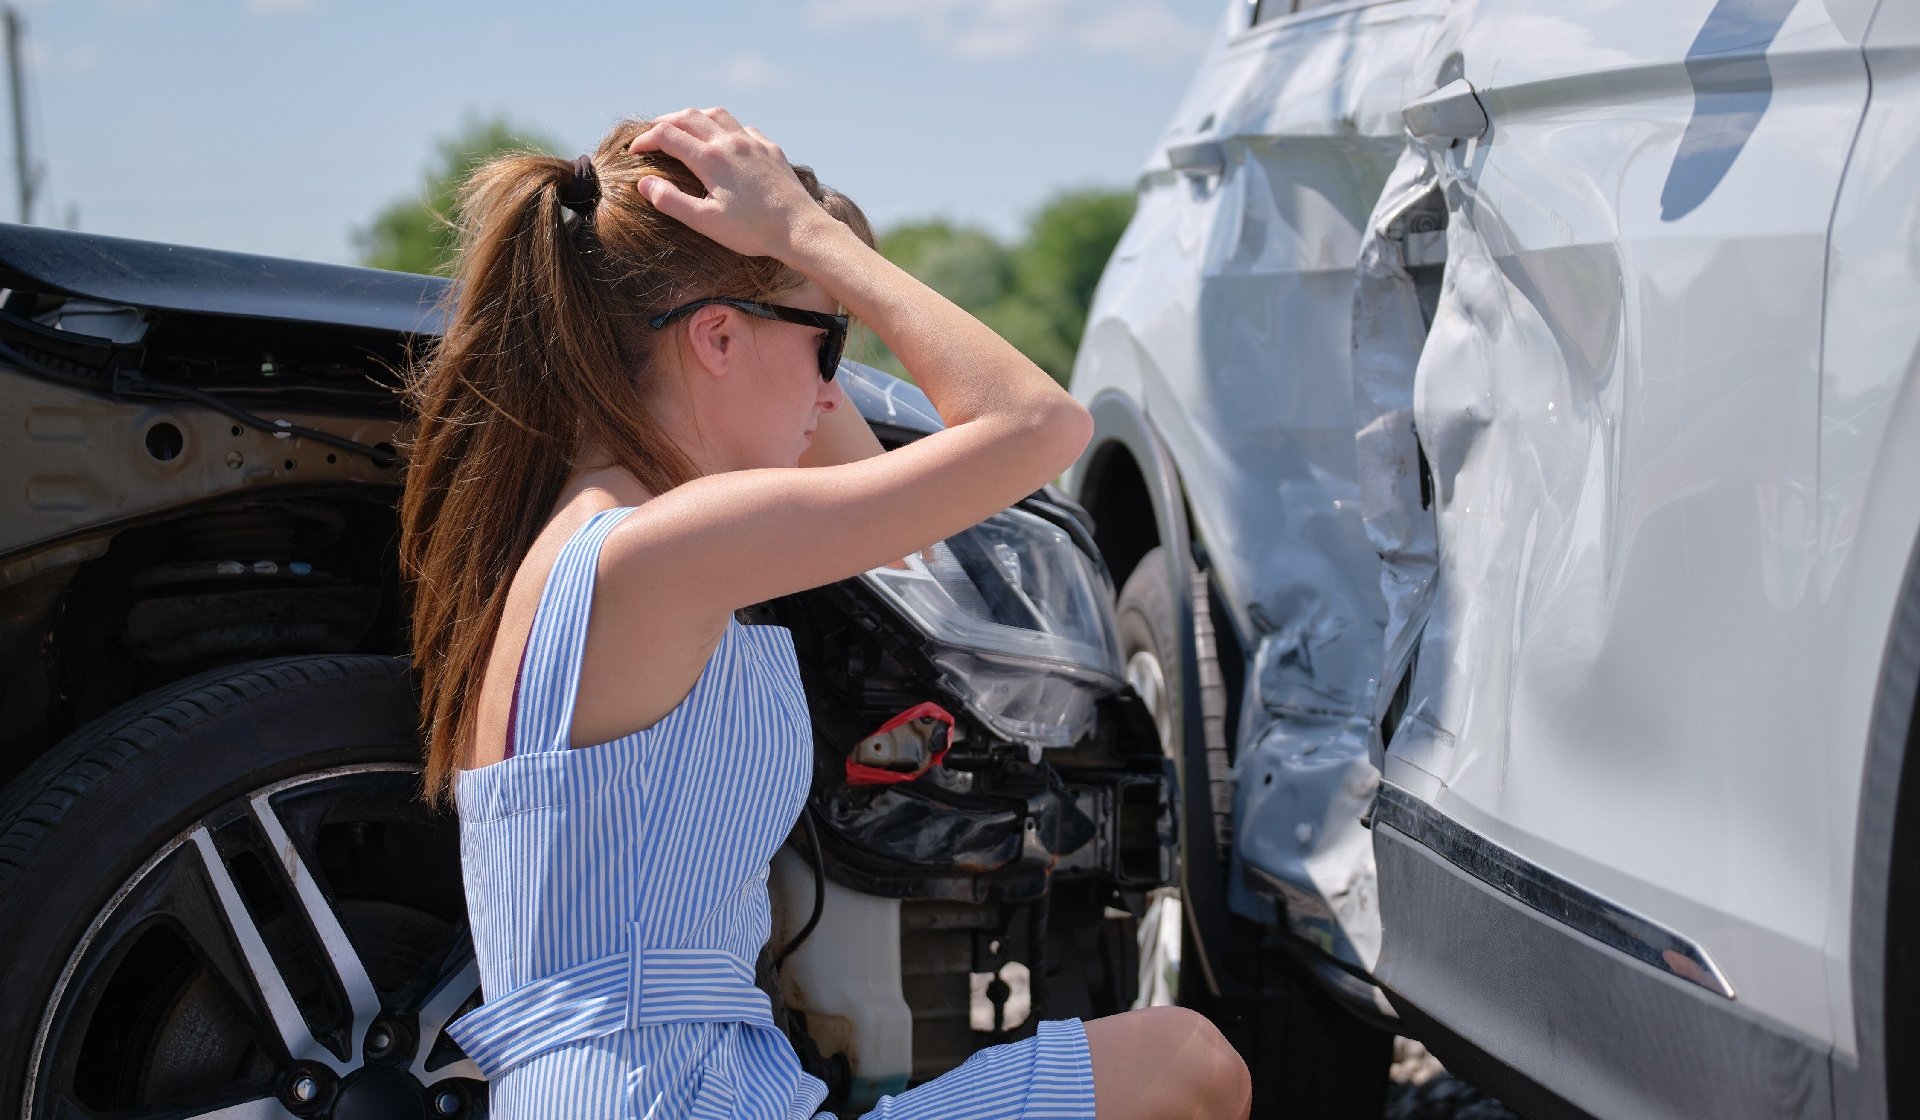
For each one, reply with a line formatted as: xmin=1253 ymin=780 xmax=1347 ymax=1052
xmin=448 ymin=506 xmax=1098 ymax=1119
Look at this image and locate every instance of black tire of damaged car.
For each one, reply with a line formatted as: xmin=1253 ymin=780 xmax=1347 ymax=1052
xmin=0 ymin=655 xmax=488 ymax=1120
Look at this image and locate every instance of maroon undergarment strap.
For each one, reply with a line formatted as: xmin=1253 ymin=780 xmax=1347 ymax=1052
xmin=502 ymin=640 xmax=529 ymax=760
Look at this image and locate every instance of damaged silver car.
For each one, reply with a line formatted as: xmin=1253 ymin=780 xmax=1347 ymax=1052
xmin=0 ymin=223 xmax=1173 ymax=1118
xmin=1068 ymin=0 xmax=1920 ymax=1117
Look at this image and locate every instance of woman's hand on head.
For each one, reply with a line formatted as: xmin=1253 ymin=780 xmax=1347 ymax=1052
xmin=630 ymin=108 xmax=837 ymax=262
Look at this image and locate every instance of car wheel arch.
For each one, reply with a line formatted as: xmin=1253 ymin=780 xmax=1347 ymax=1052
xmin=13 ymin=491 xmax=407 ymax=770
xmin=1847 ymin=525 xmax=1920 ymax=1120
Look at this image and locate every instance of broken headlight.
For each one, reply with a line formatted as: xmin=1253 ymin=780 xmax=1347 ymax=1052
xmin=862 ymin=508 xmax=1123 ymax=750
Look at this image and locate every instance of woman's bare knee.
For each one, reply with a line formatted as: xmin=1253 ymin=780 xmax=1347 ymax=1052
xmin=1084 ymin=1006 xmax=1250 ymax=1119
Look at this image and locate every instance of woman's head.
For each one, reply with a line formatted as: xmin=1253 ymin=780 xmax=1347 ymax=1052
xmin=398 ymin=115 xmax=870 ymax=802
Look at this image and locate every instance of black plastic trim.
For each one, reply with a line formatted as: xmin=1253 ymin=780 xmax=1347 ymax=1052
xmin=0 ymin=223 xmax=446 ymax=336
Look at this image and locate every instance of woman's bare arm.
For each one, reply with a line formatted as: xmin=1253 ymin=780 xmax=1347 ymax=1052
xmin=615 ymin=109 xmax=1091 ymax=616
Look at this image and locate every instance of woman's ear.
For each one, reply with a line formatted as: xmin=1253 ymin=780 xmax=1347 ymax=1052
xmin=682 ymin=304 xmax=738 ymax=380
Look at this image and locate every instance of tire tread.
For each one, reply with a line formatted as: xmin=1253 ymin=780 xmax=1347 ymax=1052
xmin=0 ymin=655 xmax=412 ymax=903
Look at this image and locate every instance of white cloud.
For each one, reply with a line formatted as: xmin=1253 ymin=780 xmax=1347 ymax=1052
xmin=719 ymin=50 xmax=785 ymax=91
xmin=1078 ymin=2 xmax=1210 ymax=66
xmin=26 ymin=41 xmax=101 ymax=73
xmin=485 ymin=15 xmax=519 ymax=45
xmin=805 ymin=0 xmax=1205 ymax=66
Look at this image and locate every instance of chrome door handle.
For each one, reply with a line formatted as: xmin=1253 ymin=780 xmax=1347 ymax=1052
xmin=1166 ymin=140 xmax=1226 ymax=176
xmin=1403 ymin=79 xmax=1488 ymax=143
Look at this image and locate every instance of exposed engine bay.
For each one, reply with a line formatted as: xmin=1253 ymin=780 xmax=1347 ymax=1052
xmin=754 ymin=450 xmax=1174 ymax=1108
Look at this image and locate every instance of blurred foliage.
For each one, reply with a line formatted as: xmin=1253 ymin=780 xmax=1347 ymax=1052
xmin=354 ymin=116 xmax=559 ymax=276
xmin=854 ymin=187 xmax=1134 ymax=387
xmin=359 ymin=120 xmax=1131 ymax=383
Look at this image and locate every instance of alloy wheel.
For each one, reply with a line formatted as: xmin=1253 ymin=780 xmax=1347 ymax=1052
xmin=22 ymin=764 xmax=482 ymax=1120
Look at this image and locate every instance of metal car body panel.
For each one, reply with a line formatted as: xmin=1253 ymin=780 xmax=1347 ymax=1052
xmin=1815 ymin=5 xmax=1920 ymax=1109
xmin=1076 ymin=0 xmax=1920 ymax=1112
xmin=1369 ymin=0 xmax=1874 ymax=1057
xmin=1069 ymin=0 xmax=1445 ymax=975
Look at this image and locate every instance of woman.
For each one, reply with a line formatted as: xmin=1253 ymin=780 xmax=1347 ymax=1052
xmin=399 ymin=108 xmax=1251 ymax=1119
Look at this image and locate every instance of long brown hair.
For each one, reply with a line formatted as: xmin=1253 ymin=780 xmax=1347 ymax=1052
xmin=399 ymin=117 xmax=868 ymax=804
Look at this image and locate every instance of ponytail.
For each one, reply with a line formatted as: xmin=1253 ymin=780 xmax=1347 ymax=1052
xmin=399 ymin=118 xmax=867 ymax=804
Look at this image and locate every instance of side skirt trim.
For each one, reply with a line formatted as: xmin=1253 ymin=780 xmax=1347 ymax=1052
xmin=1373 ymin=782 xmax=1735 ymax=999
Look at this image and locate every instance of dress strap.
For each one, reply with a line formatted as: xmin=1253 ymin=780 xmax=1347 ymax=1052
xmin=511 ymin=506 xmax=637 ymax=757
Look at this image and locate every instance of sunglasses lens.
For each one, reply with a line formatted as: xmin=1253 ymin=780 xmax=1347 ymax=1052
xmin=819 ymin=328 xmax=844 ymax=382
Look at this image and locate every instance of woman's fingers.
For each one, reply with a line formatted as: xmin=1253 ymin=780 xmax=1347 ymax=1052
xmin=744 ymin=126 xmax=786 ymax=160
xmin=643 ymin=107 xmax=723 ymax=144
xmin=630 ymin=107 xmax=734 ymax=157
xmin=635 ymin=175 xmax=715 ymax=225
xmin=625 ymin=107 xmax=819 ymax=260
xmin=630 ymin=119 xmax=702 ymax=166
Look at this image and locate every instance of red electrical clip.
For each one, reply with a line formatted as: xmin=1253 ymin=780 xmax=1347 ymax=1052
xmin=845 ymin=702 xmax=956 ymax=786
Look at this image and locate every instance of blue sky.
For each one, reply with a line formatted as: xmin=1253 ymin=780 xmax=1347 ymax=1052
xmin=18 ymin=0 xmax=1229 ymax=266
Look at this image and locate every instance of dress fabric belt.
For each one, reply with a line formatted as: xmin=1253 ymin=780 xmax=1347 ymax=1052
xmin=447 ymin=934 xmax=774 ymax=1079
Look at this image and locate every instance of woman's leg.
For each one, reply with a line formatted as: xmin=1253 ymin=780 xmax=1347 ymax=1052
xmin=1082 ymin=1006 xmax=1251 ymax=1120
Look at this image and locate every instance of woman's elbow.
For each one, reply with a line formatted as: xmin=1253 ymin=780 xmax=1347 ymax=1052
xmin=1040 ymin=396 xmax=1094 ymax=474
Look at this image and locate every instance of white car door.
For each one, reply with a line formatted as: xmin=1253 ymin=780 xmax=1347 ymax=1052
xmin=1359 ymin=0 xmax=1878 ymax=1115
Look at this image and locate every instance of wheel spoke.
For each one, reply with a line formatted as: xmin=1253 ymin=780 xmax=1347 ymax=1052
xmin=412 ymin=948 xmax=483 ymax=1084
xmin=188 ymin=828 xmax=344 ymax=1073
xmin=248 ymin=791 xmax=382 ymax=1062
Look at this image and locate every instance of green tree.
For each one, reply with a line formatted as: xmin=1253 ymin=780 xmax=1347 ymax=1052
xmin=857 ymin=220 xmax=1016 ymax=380
xmin=1012 ymin=188 xmax=1136 ymax=361
xmin=354 ymin=116 xmax=560 ymax=276
xmin=878 ymin=220 xmax=1014 ymax=311
xmin=860 ymin=188 xmax=1134 ymax=386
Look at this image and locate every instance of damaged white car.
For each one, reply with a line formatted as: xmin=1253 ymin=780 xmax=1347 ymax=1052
xmin=1067 ymin=0 xmax=1919 ymax=1117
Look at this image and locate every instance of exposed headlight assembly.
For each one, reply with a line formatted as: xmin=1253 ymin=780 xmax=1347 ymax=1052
xmin=862 ymin=507 xmax=1124 ymax=751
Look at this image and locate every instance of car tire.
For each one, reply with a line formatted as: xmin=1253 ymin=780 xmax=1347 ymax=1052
xmin=1117 ymin=547 xmax=1392 ymax=1117
xmin=0 ymin=654 xmax=483 ymax=1120
xmin=1116 ymin=547 xmax=1183 ymax=763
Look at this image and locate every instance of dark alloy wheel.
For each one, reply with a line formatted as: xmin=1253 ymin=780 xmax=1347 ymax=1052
xmin=0 ymin=656 xmax=484 ymax=1120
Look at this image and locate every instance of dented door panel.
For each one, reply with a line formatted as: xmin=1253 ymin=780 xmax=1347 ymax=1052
xmin=1083 ymin=0 xmax=1445 ymax=970
xmin=1372 ymin=0 xmax=1871 ymax=1040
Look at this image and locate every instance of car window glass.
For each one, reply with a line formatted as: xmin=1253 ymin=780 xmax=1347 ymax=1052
xmin=1252 ymin=0 xmax=1361 ymax=24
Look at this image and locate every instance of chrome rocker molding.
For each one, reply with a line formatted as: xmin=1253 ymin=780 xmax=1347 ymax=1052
xmin=1372 ymin=783 xmax=1734 ymax=1000
xmin=1372 ymin=790 xmax=1832 ymax=1120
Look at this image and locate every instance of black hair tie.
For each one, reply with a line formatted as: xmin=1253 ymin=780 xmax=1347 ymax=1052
xmin=558 ymin=155 xmax=599 ymax=215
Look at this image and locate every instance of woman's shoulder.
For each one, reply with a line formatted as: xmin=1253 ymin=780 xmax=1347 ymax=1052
xmin=568 ymin=489 xmax=740 ymax=645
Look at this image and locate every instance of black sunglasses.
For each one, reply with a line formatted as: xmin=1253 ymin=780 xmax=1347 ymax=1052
xmin=647 ymin=297 xmax=849 ymax=382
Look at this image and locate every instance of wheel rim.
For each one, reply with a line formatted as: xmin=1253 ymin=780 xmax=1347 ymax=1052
xmin=24 ymin=764 xmax=484 ymax=1119
xmin=1124 ymin=648 xmax=1172 ymax=756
